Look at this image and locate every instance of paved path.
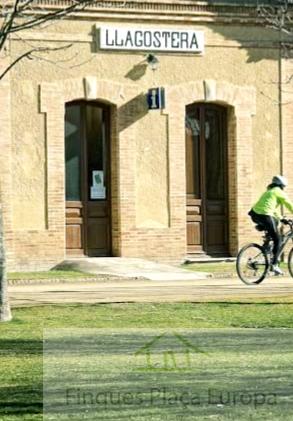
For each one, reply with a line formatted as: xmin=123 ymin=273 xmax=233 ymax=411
xmin=8 ymin=276 xmax=293 ymax=307
xmin=58 ymin=257 xmax=211 ymax=280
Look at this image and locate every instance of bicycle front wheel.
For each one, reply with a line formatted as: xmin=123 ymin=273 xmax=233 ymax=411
xmin=288 ymin=247 xmax=293 ymax=278
xmin=236 ymin=243 xmax=269 ymax=285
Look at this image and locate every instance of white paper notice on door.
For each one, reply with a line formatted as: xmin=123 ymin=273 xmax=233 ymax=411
xmin=91 ymin=170 xmax=106 ymax=199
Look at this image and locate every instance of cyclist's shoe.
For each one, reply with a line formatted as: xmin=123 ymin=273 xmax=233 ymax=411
xmin=271 ymin=265 xmax=284 ymax=276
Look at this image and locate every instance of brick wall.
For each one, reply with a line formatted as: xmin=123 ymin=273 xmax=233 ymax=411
xmin=7 ymin=75 xmax=257 ymax=270
xmin=283 ymin=59 xmax=293 ymax=200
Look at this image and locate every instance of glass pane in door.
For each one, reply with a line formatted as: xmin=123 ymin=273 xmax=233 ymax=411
xmin=86 ymin=105 xmax=107 ymax=201
xmin=185 ymin=105 xmax=201 ymax=198
xmin=65 ymin=105 xmax=82 ymax=201
xmin=205 ymin=108 xmax=225 ymax=200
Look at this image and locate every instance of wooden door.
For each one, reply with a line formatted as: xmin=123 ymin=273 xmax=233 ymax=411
xmin=65 ymin=102 xmax=111 ymax=257
xmin=185 ymin=103 xmax=228 ymax=256
xmin=186 ymin=106 xmax=203 ymax=253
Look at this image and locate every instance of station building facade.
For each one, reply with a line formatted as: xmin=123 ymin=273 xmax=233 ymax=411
xmin=0 ymin=0 xmax=293 ymax=270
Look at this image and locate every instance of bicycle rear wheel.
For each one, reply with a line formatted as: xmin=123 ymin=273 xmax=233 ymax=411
xmin=288 ymin=247 xmax=293 ymax=278
xmin=236 ymin=243 xmax=269 ymax=285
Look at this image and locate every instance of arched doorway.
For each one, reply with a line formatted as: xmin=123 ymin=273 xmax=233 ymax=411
xmin=64 ymin=101 xmax=111 ymax=256
xmin=185 ymin=103 xmax=229 ymax=256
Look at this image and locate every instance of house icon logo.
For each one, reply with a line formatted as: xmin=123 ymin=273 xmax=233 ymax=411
xmin=134 ymin=332 xmax=205 ymax=372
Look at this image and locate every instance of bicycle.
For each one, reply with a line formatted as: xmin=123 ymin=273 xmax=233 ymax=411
xmin=236 ymin=218 xmax=293 ymax=285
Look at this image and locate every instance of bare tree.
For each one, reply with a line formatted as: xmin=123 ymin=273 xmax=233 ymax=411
xmin=257 ymin=0 xmax=293 ymax=59
xmin=0 ymin=0 xmax=100 ymax=80
xmin=257 ymin=0 xmax=293 ymax=35
xmin=257 ymin=0 xmax=293 ymax=100
xmin=0 ymin=0 xmax=101 ymax=321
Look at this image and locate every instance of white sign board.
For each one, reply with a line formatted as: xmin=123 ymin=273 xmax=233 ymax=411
xmin=91 ymin=170 xmax=106 ymax=199
xmin=99 ymin=26 xmax=204 ymax=53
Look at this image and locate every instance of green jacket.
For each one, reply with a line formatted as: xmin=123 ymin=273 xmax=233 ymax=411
xmin=252 ymin=187 xmax=293 ymax=220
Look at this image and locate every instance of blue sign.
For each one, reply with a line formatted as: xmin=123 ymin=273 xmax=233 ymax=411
xmin=147 ymin=87 xmax=165 ymax=110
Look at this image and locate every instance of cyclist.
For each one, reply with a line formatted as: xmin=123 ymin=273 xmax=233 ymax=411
xmin=248 ymin=175 xmax=293 ymax=275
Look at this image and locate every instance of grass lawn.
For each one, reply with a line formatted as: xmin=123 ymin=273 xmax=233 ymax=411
xmin=183 ymin=261 xmax=289 ymax=275
xmin=182 ymin=262 xmax=237 ymax=274
xmin=2 ymin=303 xmax=293 ymax=420
xmin=8 ymin=270 xmax=96 ymax=281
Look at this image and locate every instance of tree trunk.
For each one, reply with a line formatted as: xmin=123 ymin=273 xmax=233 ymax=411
xmin=0 ymin=206 xmax=12 ymax=322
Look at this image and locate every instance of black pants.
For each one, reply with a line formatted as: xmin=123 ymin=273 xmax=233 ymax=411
xmin=248 ymin=209 xmax=281 ymax=265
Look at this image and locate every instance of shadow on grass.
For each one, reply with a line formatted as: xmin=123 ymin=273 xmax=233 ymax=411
xmin=0 ymin=338 xmax=42 ymax=354
xmin=0 ymin=384 xmax=42 ymax=415
xmin=0 ymin=339 xmax=43 ymax=416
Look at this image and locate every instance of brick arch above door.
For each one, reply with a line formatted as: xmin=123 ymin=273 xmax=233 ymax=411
xmin=40 ymin=77 xmax=139 ymax=110
xmin=164 ymin=80 xmax=256 ymax=256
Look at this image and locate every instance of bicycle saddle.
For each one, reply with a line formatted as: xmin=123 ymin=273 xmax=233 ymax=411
xmin=255 ymin=224 xmax=265 ymax=232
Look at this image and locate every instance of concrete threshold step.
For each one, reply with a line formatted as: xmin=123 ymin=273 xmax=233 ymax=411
xmin=185 ymin=256 xmax=236 ymax=263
